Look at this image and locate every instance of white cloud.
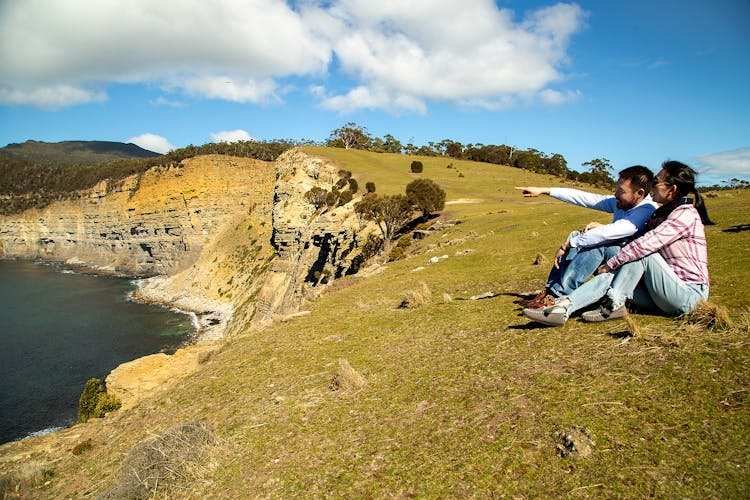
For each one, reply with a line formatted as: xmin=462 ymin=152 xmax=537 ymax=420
xmin=0 ymin=84 xmax=106 ymax=109
xmin=210 ymin=129 xmax=253 ymax=143
xmin=0 ymin=0 xmax=330 ymax=107
xmin=0 ymin=0 xmax=587 ymax=113
xmin=318 ymin=85 xmax=427 ymax=114
xmin=150 ymin=96 xmax=184 ymax=108
xmin=305 ymin=0 xmax=587 ymax=112
xmin=695 ymin=148 xmax=750 ymax=176
xmin=175 ymin=76 xmax=280 ymax=104
xmin=126 ymin=133 xmax=174 ymax=154
xmin=539 ymin=88 xmax=582 ymax=105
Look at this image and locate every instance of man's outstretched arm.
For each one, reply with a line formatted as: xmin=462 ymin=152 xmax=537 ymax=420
xmin=515 ymin=186 xmax=551 ymax=197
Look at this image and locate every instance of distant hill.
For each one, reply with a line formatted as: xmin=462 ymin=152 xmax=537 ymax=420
xmin=0 ymin=140 xmax=161 ymax=164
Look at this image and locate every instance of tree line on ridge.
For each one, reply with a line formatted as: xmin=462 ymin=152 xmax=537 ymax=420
xmin=12 ymin=121 xmax=745 ymax=216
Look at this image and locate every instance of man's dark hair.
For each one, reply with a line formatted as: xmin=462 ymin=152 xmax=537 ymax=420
xmin=618 ymin=165 xmax=654 ymax=193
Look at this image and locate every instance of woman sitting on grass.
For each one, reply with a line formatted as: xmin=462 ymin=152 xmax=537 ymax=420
xmin=523 ymin=160 xmax=713 ymax=326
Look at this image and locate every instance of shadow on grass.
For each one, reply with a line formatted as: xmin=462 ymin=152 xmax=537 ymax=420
xmin=607 ymin=330 xmax=633 ymax=339
xmin=452 ymin=293 xmax=500 ymax=301
xmin=507 ymin=321 xmax=555 ymax=330
xmin=448 ymin=291 xmax=530 ymax=301
xmin=723 ymin=223 xmax=750 ymax=233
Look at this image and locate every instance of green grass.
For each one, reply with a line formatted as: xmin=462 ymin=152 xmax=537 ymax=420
xmin=3 ymin=148 xmax=749 ymax=498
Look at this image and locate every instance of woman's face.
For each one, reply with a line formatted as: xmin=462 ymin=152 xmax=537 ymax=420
xmin=651 ymin=169 xmax=678 ymax=204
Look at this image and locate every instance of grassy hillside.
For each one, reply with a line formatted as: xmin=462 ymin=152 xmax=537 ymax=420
xmin=2 ymin=148 xmax=748 ymax=497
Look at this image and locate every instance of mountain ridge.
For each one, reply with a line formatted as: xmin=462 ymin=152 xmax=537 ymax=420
xmin=0 ymin=139 xmax=161 ymax=164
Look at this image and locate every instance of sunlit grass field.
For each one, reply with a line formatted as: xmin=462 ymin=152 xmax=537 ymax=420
xmin=4 ymin=147 xmax=748 ymax=497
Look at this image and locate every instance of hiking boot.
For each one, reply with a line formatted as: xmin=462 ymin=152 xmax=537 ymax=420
xmin=520 ymin=290 xmax=549 ymax=307
xmin=525 ymin=294 xmax=555 ymax=309
xmin=523 ymin=304 xmax=568 ymax=326
xmin=581 ymin=304 xmax=627 ymax=322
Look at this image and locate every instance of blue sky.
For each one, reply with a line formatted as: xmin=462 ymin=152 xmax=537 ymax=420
xmin=1 ymin=0 xmax=748 ymax=186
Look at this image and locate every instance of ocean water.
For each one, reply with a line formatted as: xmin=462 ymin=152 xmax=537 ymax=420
xmin=0 ymin=260 xmax=195 ymax=444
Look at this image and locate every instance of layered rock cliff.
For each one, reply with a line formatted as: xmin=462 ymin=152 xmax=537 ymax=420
xmin=253 ymin=148 xmax=373 ymax=323
xmin=0 ymin=155 xmax=274 ymax=277
xmin=0 ymin=149 xmax=374 ymax=334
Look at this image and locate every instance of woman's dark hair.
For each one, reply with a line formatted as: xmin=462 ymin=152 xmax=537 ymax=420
xmin=661 ymin=160 xmax=714 ymax=225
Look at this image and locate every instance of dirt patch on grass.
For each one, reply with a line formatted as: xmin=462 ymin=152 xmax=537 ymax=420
xmin=445 ymin=198 xmax=483 ymax=205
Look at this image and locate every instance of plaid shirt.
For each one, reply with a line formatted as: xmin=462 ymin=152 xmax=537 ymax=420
xmin=607 ymin=204 xmax=709 ymax=285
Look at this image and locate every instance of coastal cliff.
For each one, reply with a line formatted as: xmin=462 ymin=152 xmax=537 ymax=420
xmin=254 ymin=148 xmax=373 ymax=323
xmin=0 ymin=155 xmax=273 ymax=277
xmin=0 ymin=149 xmax=374 ymax=411
xmin=0 ymin=149 xmax=374 ymax=333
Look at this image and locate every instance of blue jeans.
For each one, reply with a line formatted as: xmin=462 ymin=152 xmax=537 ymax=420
xmin=564 ymin=253 xmax=709 ymax=317
xmin=547 ymin=231 xmax=620 ymax=297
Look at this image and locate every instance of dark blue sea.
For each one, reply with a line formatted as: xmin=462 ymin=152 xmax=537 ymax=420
xmin=0 ymin=260 xmax=195 ymax=444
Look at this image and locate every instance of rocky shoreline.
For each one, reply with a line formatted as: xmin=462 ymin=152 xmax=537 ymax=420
xmin=131 ymin=275 xmax=233 ymax=342
xmin=103 ymin=275 xmax=230 ymax=410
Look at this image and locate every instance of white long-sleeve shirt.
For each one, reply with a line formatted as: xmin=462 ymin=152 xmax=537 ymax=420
xmin=549 ymin=188 xmax=658 ymax=248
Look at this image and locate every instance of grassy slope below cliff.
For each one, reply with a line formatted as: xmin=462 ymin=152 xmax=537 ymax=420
xmin=2 ymin=148 xmax=748 ymax=497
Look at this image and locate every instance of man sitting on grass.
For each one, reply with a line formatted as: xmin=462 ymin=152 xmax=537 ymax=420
xmin=516 ymin=165 xmax=657 ymax=308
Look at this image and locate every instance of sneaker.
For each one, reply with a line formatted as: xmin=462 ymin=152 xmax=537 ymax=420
xmin=523 ymin=305 xmax=568 ymax=326
xmin=581 ymin=304 xmax=627 ymax=322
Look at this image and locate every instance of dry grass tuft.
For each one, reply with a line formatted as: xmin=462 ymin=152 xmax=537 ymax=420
xmin=0 ymin=461 xmax=53 ymax=497
xmin=533 ymin=252 xmax=547 ymax=265
xmin=735 ymin=306 xmax=750 ymax=333
xmin=100 ymin=421 xmax=216 ymax=499
xmin=329 ymin=358 xmax=367 ymax=391
xmin=398 ymin=281 xmax=431 ymax=309
xmin=623 ymin=313 xmax=641 ymax=337
xmin=681 ymin=301 xmax=732 ymax=330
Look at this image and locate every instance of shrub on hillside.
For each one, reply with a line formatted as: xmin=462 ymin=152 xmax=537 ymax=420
xmin=406 ymin=178 xmax=446 ymax=219
xmin=388 ymin=234 xmax=412 ymax=261
xmin=365 ymin=181 xmax=376 ymax=193
xmin=304 ymin=186 xmax=328 ymax=210
xmin=78 ymin=379 xmax=102 ymax=423
xmin=354 ymin=194 xmax=413 ymax=251
xmin=410 ymin=160 xmax=423 ymax=173
xmin=325 ymin=188 xmax=340 ymax=208
xmin=338 ymin=190 xmax=353 ymax=206
xmin=78 ymin=378 xmax=121 ymax=423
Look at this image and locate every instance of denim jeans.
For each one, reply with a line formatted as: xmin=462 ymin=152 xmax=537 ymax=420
xmin=547 ymin=231 xmax=620 ymax=298
xmin=605 ymin=252 xmax=708 ymax=315
xmin=564 ymin=252 xmax=709 ymax=317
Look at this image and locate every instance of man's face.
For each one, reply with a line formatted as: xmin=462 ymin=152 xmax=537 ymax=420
xmin=614 ymin=178 xmax=645 ymax=210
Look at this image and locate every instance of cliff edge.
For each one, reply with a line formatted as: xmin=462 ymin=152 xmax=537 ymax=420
xmin=0 ymin=148 xmax=376 ymax=410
